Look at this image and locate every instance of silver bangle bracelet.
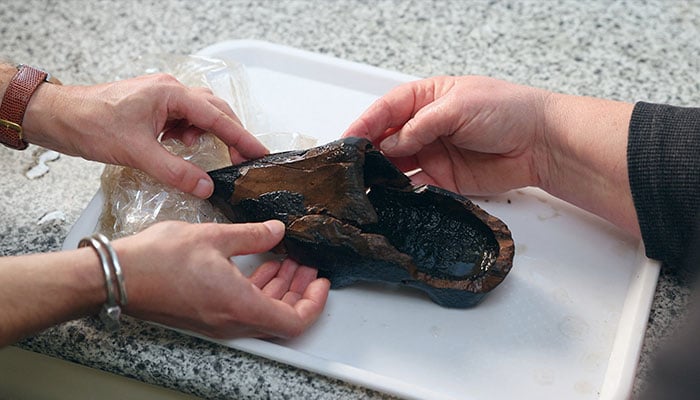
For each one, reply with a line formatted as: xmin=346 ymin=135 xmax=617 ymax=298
xmin=78 ymin=233 xmax=127 ymax=331
xmin=93 ymin=233 xmax=128 ymax=307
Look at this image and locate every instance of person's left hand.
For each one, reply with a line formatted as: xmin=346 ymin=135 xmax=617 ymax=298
xmin=23 ymin=73 xmax=268 ymax=198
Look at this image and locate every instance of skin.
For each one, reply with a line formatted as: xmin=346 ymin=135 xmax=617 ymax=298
xmin=0 ymin=65 xmax=330 ymax=347
xmin=21 ymin=72 xmax=268 ymax=199
xmin=343 ymin=75 xmax=640 ymax=238
xmin=0 ymin=221 xmax=330 ymax=346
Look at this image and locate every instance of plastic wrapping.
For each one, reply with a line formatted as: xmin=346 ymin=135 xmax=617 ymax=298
xmin=255 ymin=132 xmax=318 ymax=153
xmin=112 ymin=54 xmax=266 ymax=133
xmin=99 ymin=134 xmax=231 ymax=238
xmin=98 ymin=55 xmax=316 ymax=238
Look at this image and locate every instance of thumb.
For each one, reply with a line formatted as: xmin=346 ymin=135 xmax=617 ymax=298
xmin=134 ymin=143 xmax=214 ymax=198
xmin=217 ymin=220 xmax=286 ymax=256
xmin=379 ymin=97 xmax=459 ymax=157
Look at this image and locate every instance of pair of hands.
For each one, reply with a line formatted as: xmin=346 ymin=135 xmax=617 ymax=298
xmin=19 ymin=73 xmax=329 ymax=340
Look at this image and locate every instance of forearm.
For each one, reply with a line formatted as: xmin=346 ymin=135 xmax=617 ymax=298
xmin=541 ymin=92 xmax=640 ymax=237
xmin=0 ymin=249 xmax=105 ymax=347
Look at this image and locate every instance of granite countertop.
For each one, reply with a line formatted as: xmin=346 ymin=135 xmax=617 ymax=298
xmin=2 ymin=0 xmax=699 ymax=398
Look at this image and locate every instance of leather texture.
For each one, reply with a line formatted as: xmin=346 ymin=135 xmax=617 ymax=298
xmin=0 ymin=65 xmax=48 ymax=150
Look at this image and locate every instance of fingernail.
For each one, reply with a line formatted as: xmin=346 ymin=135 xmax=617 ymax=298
xmin=380 ymin=135 xmax=398 ymax=152
xmin=263 ymin=220 xmax=286 ymax=237
xmin=193 ymin=178 xmax=213 ymax=198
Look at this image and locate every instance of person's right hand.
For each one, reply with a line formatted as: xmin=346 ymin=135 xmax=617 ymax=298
xmin=343 ymin=75 xmax=551 ymax=196
xmin=23 ymin=73 xmax=268 ymax=199
xmin=113 ymin=219 xmax=330 ymax=339
xmin=343 ymin=75 xmax=639 ymax=237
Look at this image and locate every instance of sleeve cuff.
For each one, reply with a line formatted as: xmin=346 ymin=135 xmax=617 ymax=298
xmin=628 ymin=101 xmax=700 ymax=270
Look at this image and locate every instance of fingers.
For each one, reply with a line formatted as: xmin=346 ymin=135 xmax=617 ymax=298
xmin=239 ymin=255 xmax=329 ymax=338
xmin=228 ymin=146 xmax=246 ymax=165
xmin=214 ymin=220 xmax=286 ymax=256
xmin=407 ymin=170 xmax=440 ymax=188
xmin=287 ymin=265 xmax=320 ymax=298
xmin=257 ymin=258 xmax=299 ymax=298
xmin=160 ymin=122 xmax=206 ymax=146
xmin=286 ymin=277 xmax=330 ymax=336
xmin=342 ymin=81 xmax=424 ymax=142
xmin=342 ymin=77 xmax=455 ymax=140
xmin=279 ymin=266 xmax=320 ymax=305
xmin=252 ymin=276 xmax=330 ymax=339
xmin=167 ymin=86 xmax=268 ymax=160
xmin=249 ymin=258 xmax=321 ymax=305
xmin=378 ymin=94 xmax=464 ymax=157
xmin=127 ymin=141 xmax=214 ymax=198
xmin=343 ymin=77 xmax=467 ymax=158
xmin=386 ymin=154 xmax=420 ymax=173
xmin=248 ymin=260 xmax=284 ymax=289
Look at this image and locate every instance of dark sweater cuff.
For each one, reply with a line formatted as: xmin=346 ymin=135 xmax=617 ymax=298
xmin=628 ymin=101 xmax=700 ymax=270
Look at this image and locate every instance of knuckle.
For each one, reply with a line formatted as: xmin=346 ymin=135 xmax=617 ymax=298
xmin=153 ymin=73 xmax=179 ymax=84
xmin=149 ymin=219 xmax=183 ymax=234
xmin=209 ymin=110 xmax=232 ymax=133
xmin=166 ymin=221 xmax=199 ymax=241
xmin=194 ymin=86 xmax=214 ymax=96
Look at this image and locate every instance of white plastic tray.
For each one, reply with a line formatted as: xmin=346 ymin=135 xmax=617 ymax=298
xmin=64 ymin=40 xmax=660 ymax=400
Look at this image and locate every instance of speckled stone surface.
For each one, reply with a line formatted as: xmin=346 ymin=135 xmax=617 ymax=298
xmin=1 ymin=0 xmax=699 ymax=398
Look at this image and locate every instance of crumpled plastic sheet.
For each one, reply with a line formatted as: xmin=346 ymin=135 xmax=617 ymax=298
xmin=112 ymin=54 xmax=266 ymax=133
xmin=98 ymin=55 xmax=316 ymax=239
xmin=98 ymin=134 xmax=232 ymax=238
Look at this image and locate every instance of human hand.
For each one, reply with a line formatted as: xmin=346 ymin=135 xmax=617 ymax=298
xmin=113 ymin=219 xmax=330 ymax=339
xmin=343 ymin=76 xmax=550 ymax=196
xmin=23 ymin=74 xmax=268 ymax=198
xmin=343 ymin=75 xmax=639 ymax=236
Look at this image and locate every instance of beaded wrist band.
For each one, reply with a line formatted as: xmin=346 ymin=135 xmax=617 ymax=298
xmin=78 ymin=233 xmax=128 ymax=331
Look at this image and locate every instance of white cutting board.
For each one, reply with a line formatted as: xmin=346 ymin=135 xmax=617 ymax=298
xmin=64 ymin=40 xmax=660 ymax=400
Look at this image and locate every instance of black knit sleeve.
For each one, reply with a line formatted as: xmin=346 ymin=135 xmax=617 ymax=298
xmin=627 ymin=102 xmax=700 ymax=270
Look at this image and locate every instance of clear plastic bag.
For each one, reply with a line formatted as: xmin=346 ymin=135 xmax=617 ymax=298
xmin=255 ymin=132 xmax=318 ymax=153
xmin=98 ymin=55 xmax=317 ymax=238
xmin=99 ymin=134 xmax=231 ymax=238
xmin=112 ymin=54 xmax=266 ymax=133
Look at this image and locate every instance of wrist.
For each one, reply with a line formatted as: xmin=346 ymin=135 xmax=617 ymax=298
xmin=0 ymin=64 xmax=62 ymax=150
xmin=540 ymin=91 xmax=640 ymax=236
xmin=538 ymin=91 xmax=568 ymax=195
xmin=73 ymin=247 xmax=111 ymax=313
xmin=525 ymin=89 xmax=554 ymax=192
xmin=22 ymin=81 xmax=61 ymax=146
xmin=79 ymin=234 xmax=128 ymax=331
